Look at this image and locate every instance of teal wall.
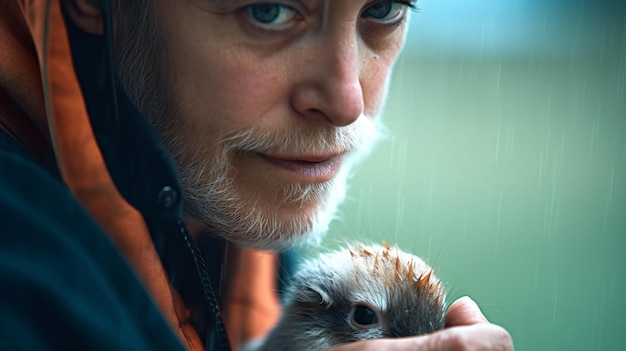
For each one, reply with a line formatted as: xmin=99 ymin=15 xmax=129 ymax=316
xmin=324 ymin=2 xmax=625 ymax=350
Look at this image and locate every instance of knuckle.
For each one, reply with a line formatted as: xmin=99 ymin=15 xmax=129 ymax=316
xmin=440 ymin=324 xmax=514 ymax=351
xmin=491 ymin=324 xmax=514 ymax=350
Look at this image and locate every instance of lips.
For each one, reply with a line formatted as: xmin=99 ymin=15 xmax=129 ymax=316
xmin=258 ymin=153 xmax=344 ymax=182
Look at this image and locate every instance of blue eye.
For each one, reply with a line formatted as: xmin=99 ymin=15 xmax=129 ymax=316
xmin=364 ymin=1 xmax=394 ymax=19
xmin=247 ymin=3 xmax=297 ymax=28
xmin=362 ymin=0 xmax=414 ymax=23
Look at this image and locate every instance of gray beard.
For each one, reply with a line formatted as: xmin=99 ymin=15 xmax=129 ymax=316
xmin=165 ymin=118 xmax=383 ymax=251
xmin=178 ymin=145 xmax=347 ymax=251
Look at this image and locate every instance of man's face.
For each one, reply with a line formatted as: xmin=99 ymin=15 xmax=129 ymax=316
xmin=118 ymin=0 xmax=412 ymax=250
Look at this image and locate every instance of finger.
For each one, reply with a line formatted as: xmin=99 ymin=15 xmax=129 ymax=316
xmin=326 ymin=324 xmax=513 ymax=351
xmin=416 ymin=324 xmax=514 ymax=351
xmin=445 ymin=296 xmax=489 ymax=327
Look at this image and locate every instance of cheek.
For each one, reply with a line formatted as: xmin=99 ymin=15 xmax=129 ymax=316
xmin=360 ymin=34 xmax=404 ymax=116
xmin=360 ymin=28 xmax=406 ymax=117
xmin=361 ymin=55 xmax=395 ymax=117
xmin=156 ymin=9 xmax=285 ymax=136
xmin=171 ymin=48 xmax=288 ymax=134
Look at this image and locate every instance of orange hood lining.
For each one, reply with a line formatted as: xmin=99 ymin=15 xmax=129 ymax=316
xmin=9 ymin=1 xmax=204 ymax=349
xmin=2 ymin=1 xmax=282 ymax=350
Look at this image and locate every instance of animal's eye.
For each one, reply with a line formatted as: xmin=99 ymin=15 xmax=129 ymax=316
xmin=353 ymin=305 xmax=378 ymax=326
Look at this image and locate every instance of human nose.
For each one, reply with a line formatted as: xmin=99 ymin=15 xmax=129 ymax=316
xmin=291 ymin=30 xmax=364 ymax=127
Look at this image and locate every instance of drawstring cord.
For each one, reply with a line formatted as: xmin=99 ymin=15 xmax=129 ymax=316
xmin=99 ymin=1 xmax=230 ymax=350
xmin=179 ymin=221 xmax=232 ymax=351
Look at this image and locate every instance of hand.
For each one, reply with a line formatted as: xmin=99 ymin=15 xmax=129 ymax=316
xmin=326 ymin=296 xmax=513 ymax=351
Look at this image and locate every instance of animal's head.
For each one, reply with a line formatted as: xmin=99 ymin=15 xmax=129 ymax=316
xmin=286 ymin=243 xmax=447 ymax=347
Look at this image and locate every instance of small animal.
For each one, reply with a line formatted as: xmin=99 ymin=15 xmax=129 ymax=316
xmin=248 ymin=242 xmax=447 ymax=351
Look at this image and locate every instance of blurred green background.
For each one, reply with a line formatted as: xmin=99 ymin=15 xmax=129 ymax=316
xmin=324 ymin=1 xmax=625 ymax=350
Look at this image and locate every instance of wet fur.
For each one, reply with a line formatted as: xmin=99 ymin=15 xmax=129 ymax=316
xmin=248 ymin=243 xmax=447 ymax=351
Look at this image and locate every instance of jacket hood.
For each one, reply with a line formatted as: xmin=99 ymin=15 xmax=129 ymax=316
xmin=0 ymin=1 xmax=280 ymax=350
xmin=1 ymin=0 xmax=208 ymax=348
